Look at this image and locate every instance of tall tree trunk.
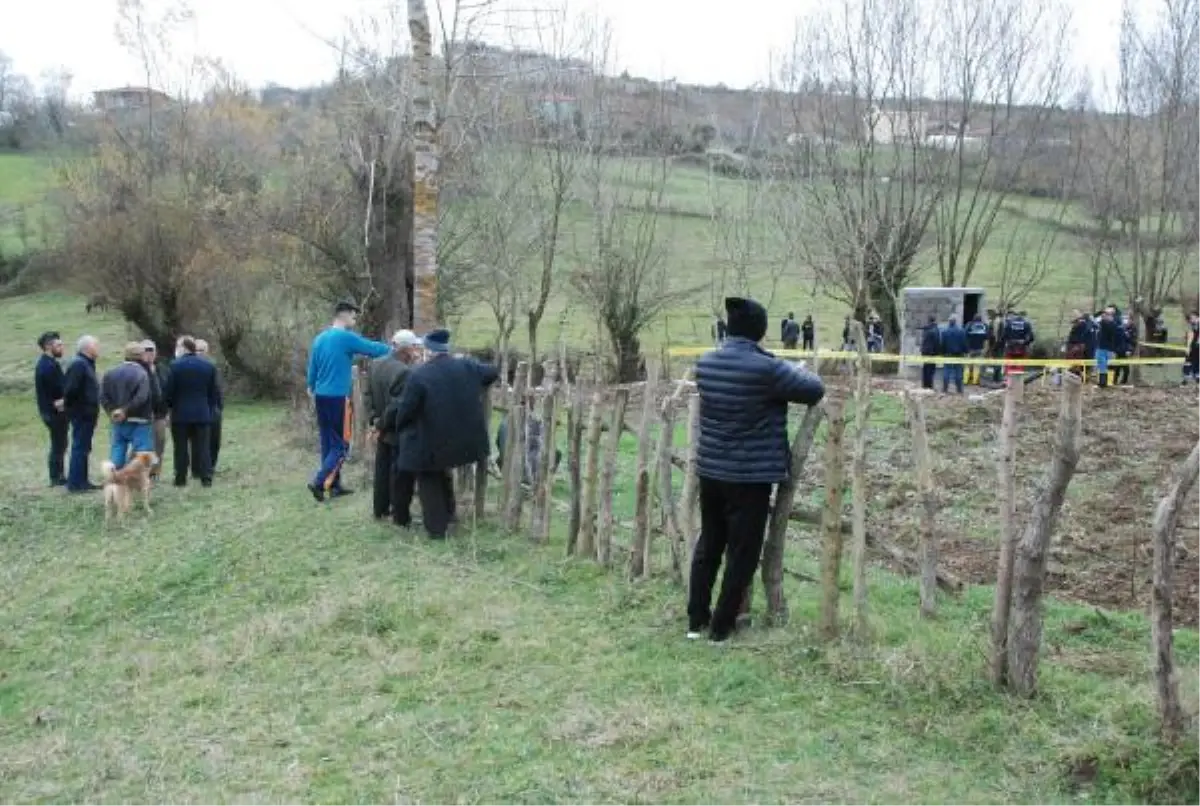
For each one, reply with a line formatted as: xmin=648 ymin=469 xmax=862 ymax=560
xmin=407 ymin=0 xmax=438 ymax=333
xmin=564 ymin=392 xmax=585 ymax=554
xmin=1151 ymin=441 xmax=1200 ymax=742
xmin=1007 ymin=374 xmax=1083 ymax=697
xmin=761 ymin=405 xmax=825 ymax=626
xmin=818 ymin=399 xmax=847 ymax=642
xmin=990 ymin=380 xmax=1023 ymax=686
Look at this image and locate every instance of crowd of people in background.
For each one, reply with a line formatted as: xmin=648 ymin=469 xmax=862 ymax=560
xmin=34 ymin=332 xmax=224 ymax=493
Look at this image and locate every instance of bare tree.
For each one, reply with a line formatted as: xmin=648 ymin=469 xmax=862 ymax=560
xmin=1082 ymin=0 xmax=1199 ymax=320
xmin=929 ymin=0 xmax=1072 ymax=288
xmin=780 ymin=0 xmax=944 ymax=345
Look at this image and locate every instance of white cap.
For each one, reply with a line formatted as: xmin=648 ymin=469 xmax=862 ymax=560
xmin=391 ymin=329 xmax=422 ymax=348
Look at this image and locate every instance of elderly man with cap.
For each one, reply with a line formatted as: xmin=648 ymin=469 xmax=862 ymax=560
xmin=165 ymin=336 xmax=221 ymax=487
xmin=688 ymin=296 xmax=826 ymax=644
xmin=306 ymin=300 xmax=393 ymax=502
xmin=383 ymin=328 xmax=499 ymax=538
xmin=34 ymin=331 xmax=68 ymax=486
xmin=365 ymin=329 xmax=423 ymax=520
xmin=137 ymin=339 xmax=169 ymax=478
xmin=194 ymin=339 xmax=224 ymax=470
xmin=100 ymin=342 xmax=155 ymax=470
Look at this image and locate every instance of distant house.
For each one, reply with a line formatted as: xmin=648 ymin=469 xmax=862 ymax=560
xmin=864 ymin=106 xmax=927 ymax=144
xmin=92 ymin=86 xmax=174 ymax=112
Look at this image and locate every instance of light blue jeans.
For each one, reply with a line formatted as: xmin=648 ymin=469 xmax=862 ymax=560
xmin=110 ymin=421 xmax=154 ymax=468
xmin=1094 ymin=348 xmax=1113 ymax=378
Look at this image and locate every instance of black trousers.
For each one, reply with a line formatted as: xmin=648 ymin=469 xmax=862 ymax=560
xmin=42 ymin=413 xmax=68 ymax=484
xmin=171 ymin=422 xmax=212 ymax=484
xmin=802 ymin=335 xmax=814 ymax=350
xmin=921 ymin=361 xmax=937 ymax=389
xmin=374 ymin=441 xmax=396 ymax=518
xmin=687 ymin=478 xmax=773 ymax=638
xmin=210 ymin=416 xmax=223 ymax=468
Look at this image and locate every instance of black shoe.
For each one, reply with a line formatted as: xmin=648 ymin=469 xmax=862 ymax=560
xmin=52 ymin=478 xmax=67 ymax=487
xmin=200 ymin=479 xmax=212 ymax=488
xmin=67 ymin=483 xmax=101 ymax=493
xmin=426 ymin=532 xmax=447 ymax=540
xmin=330 ymin=487 xmax=355 ymax=498
xmin=307 ymin=482 xmax=325 ymax=502
xmin=174 ymin=478 xmax=187 ymax=488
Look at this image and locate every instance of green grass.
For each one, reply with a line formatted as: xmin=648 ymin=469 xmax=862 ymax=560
xmin=0 ymin=290 xmax=1197 ymax=803
xmin=0 ymin=152 xmax=57 ymax=257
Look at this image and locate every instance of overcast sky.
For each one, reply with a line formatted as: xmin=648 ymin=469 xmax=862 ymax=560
xmin=3 ymin=0 xmax=1127 ymax=101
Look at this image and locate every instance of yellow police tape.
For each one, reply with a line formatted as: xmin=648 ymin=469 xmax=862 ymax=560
xmin=1142 ymin=342 xmax=1192 ymax=354
xmin=667 ymin=346 xmax=1186 ymax=368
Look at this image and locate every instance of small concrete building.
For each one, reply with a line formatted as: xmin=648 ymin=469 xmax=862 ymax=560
xmin=898 ymin=286 xmax=987 ymax=375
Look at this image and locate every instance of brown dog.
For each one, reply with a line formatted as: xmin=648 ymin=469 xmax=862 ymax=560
xmin=101 ymin=454 xmax=153 ymax=522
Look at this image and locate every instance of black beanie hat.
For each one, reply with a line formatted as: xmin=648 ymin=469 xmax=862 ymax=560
xmin=724 ymin=296 xmax=768 ymax=342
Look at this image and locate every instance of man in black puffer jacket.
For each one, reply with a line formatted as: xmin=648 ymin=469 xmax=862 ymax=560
xmin=689 ymin=296 xmax=826 ymax=643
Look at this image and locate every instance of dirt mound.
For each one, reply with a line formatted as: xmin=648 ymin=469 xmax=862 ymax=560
xmin=867 ymin=385 xmax=1199 ymax=624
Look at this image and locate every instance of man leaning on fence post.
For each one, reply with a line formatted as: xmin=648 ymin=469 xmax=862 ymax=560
xmin=688 ymin=296 xmax=826 ymax=644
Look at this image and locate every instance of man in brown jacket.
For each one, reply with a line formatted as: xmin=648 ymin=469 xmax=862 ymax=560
xmin=365 ymin=330 xmax=422 ymax=519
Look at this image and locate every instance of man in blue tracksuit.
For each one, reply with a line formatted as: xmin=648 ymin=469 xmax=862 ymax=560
xmin=940 ymin=315 xmax=968 ymax=394
xmin=306 ymin=301 xmax=392 ymax=501
xmin=35 ymin=331 xmax=68 ymax=486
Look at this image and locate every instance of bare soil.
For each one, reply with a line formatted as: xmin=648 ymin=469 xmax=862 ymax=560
xmin=863 ymin=384 xmax=1200 ymax=625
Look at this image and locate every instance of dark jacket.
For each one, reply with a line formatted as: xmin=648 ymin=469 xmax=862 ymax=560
xmin=694 ymin=337 xmax=826 ymax=485
xmin=365 ymin=354 xmax=409 ymax=444
xmin=1122 ymin=321 xmax=1138 ymax=354
xmin=384 ymin=355 xmax=500 ymax=472
xmin=35 ymin=354 xmax=65 ymax=419
xmin=63 ymin=353 xmax=99 ymax=420
xmin=165 ymin=354 xmax=220 ymax=425
xmin=100 ymin=361 xmax=153 ymax=421
xmin=1096 ymin=318 xmax=1121 ymax=352
xmin=920 ymin=323 xmax=942 ymax=356
xmin=965 ymin=319 xmax=989 ymax=351
xmin=941 ymin=324 xmax=968 ymax=356
xmin=1001 ymin=316 xmax=1035 ymax=346
xmin=801 ymin=320 xmax=815 ymax=340
xmin=782 ymin=319 xmax=800 ymax=344
xmin=1066 ymin=318 xmax=1094 ymax=351
xmin=143 ymin=360 xmax=168 ymax=418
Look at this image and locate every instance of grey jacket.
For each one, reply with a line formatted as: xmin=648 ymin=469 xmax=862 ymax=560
xmin=100 ymin=361 xmax=152 ymax=422
xmin=366 ymin=354 xmax=410 ymax=445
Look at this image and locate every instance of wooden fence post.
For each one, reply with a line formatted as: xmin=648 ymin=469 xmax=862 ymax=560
xmin=904 ymin=391 xmax=938 ymax=619
xmin=597 ymin=387 xmax=630 ymax=567
xmin=681 ymin=393 xmax=701 ymax=587
xmin=630 ymin=362 xmax=661 ymax=578
xmin=1007 ymin=374 xmax=1083 ymax=697
xmin=564 ymin=391 xmax=585 ymax=555
xmin=576 ymin=390 xmax=605 ymax=559
xmin=501 ymin=362 xmax=529 ymax=532
xmin=848 ymin=322 xmax=873 ymax=636
xmin=989 ymin=379 xmax=1023 ymax=686
xmin=761 ymin=405 xmax=824 ymax=626
xmin=530 ymin=361 xmax=560 ymax=542
xmin=818 ymin=398 xmax=847 ymax=641
xmin=474 ymin=385 xmax=492 ymax=520
xmin=1151 ymin=441 xmax=1200 ymax=740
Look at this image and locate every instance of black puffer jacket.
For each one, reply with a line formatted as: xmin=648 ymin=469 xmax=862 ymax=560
xmin=695 ymin=337 xmax=826 ymax=484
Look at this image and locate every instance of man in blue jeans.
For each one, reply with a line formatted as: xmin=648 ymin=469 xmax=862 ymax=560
xmin=63 ymin=335 xmax=102 ymax=492
xmin=306 ymin=301 xmax=392 ymax=502
xmin=940 ymin=314 xmax=968 ymax=394
xmin=1094 ymin=306 xmax=1120 ymax=388
xmin=100 ymin=342 xmax=155 ymax=470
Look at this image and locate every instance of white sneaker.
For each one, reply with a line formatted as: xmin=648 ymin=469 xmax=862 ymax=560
xmin=686 ymin=631 xmax=703 ymax=640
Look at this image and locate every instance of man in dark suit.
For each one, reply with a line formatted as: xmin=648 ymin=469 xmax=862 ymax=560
xmin=164 ymin=336 xmax=220 ymax=487
xmin=383 ymin=329 xmax=499 ymax=539
xmin=63 ymin=335 xmax=102 ymax=492
xmin=195 ymin=339 xmax=224 ymax=470
xmin=34 ymin=331 xmax=68 ymax=486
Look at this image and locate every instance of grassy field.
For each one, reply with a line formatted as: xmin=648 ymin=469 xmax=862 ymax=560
xmin=2 ymin=149 xmax=1196 ymax=353
xmin=1 ymin=291 xmax=1197 ymax=803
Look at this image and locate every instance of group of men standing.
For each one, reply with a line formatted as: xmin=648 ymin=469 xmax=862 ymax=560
xmin=918 ymin=311 xmax=1036 ymax=392
xmin=34 ymin=332 xmax=224 ymax=491
xmin=304 ymin=301 xmax=499 ymax=540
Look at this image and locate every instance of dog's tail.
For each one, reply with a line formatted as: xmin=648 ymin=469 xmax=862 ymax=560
xmin=101 ymin=460 xmax=117 ymax=482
